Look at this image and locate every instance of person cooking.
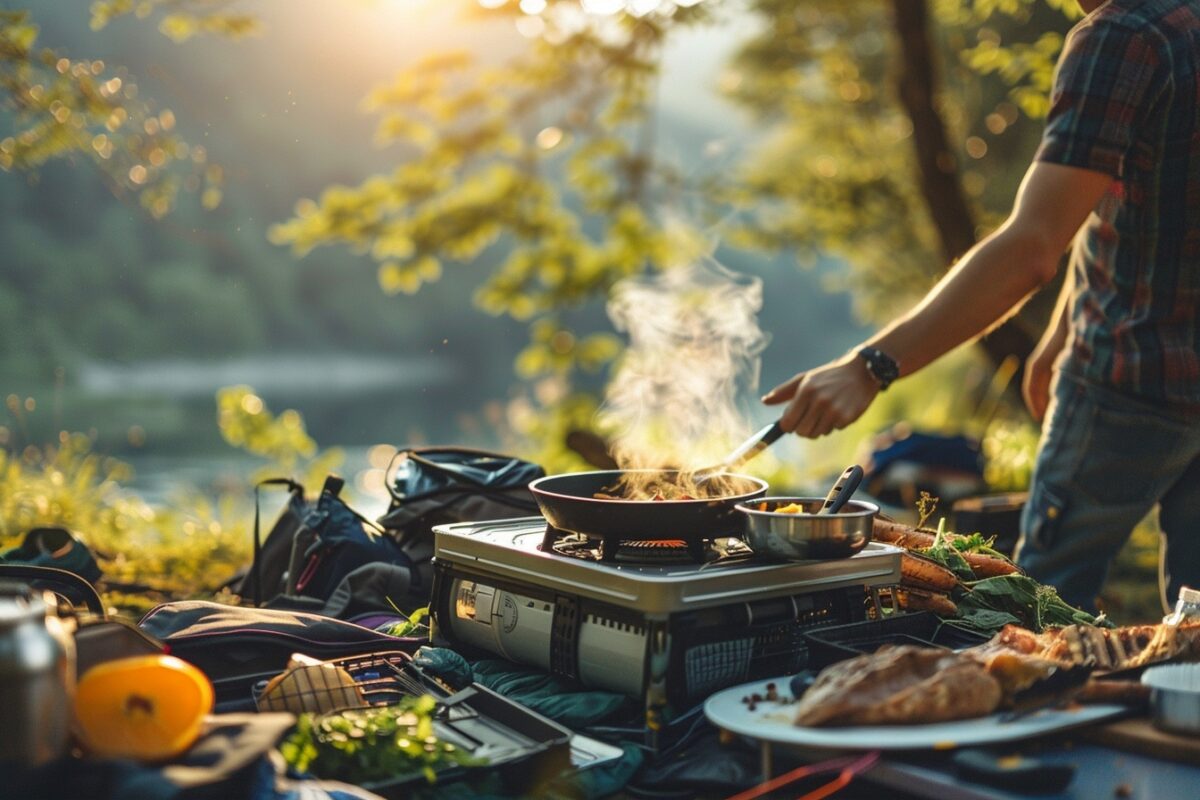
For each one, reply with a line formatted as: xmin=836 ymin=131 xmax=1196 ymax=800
xmin=762 ymin=0 xmax=1200 ymax=612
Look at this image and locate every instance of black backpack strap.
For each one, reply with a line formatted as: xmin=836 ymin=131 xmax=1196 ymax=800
xmin=253 ymin=478 xmax=304 ymax=607
xmin=315 ymin=474 xmax=385 ymax=537
xmin=0 ymin=564 xmax=105 ymax=616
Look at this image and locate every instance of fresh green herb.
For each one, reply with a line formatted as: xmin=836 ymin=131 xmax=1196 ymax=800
xmin=916 ymin=491 xmax=939 ymax=529
xmin=950 ymin=574 xmax=1113 ymax=634
xmin=280 ymin=696 xmax=484 ymax=785
xmin=949 ymin=531 xmax=1010 ymax=560
xmin=383 ymin=603 xmax=429 ymax=638
xmin=920 ymin=517 xmax=975 ymax=582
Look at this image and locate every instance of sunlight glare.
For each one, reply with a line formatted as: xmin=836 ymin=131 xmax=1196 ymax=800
xmin=516 ymin=15 xmax=546 ymax=37
xmin=581 ymin=0 xmax=625 ymax=15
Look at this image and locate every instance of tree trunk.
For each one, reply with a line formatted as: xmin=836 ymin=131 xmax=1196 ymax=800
xmin=889 ymin=0 xmax=1038 ymax=367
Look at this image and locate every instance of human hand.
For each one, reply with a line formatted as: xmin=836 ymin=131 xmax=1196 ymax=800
xmin=762 ymin=354 xmax=879 ymax=438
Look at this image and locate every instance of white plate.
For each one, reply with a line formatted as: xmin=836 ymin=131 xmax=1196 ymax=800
xmin=704 ymin=678 xmax=1127 ymax=750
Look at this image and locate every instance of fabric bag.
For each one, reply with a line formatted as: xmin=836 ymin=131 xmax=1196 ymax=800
xmin=138 ymin=600 xmax=420 ymax=709
xmin=377 ymin=448 xmax=545 ymax=601
xmin=234 ymin=475 xmax=413 ymax=609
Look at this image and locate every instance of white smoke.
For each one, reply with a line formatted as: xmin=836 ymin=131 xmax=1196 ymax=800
xmin=599 ymin=256 xmax=770 ymax=471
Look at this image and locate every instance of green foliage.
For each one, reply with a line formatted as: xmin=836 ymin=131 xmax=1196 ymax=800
xmin=216 ymin=386 xmax=344 ymax=487
xmin=961 ymin=31 xmax=1063 ymax=118
xmin=0 ymin=9 xmax=221 ymax=217
xmin=0 ymin=424 xmax=249 ymax=612
xmin=0 ymin=387 xmax=346 ymax=615
xmin=281 ymin=696 xmax=483 ymax=786
xmin=269 ymin=7 xmax=718 ymax=400
xmin=954 ymin=573 xmax=1112 ymax=633
xmin=381 ymin=605 xmax=429 ymax=638
xmin=89 ymin=0 xmax=260 ymax=42
xmin=982 ymin=416 xmax=1040 ymax=491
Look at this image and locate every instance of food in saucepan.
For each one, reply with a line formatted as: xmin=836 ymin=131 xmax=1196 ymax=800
xmin=759 ymin=501 xmax=807 ymax=514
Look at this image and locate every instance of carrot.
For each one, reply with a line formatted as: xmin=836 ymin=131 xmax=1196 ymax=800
xmin=874 ymin=518 xmax=1022 ymax=578
xmin=872 ymin=519 xmax=936 ymax=549
xmin=901 ymin=552 xmax=959 ymax=593
xmin=961 ymin=551 xmax=1022 ymax=578
xmin=896 ymin=587 xmax=958 ymax=617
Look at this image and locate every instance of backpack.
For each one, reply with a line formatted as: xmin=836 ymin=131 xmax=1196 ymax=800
xmin=377 ymin=447 xmax=546 ymax=601
xmin=234 ymin=475 xmax=413 ymax=609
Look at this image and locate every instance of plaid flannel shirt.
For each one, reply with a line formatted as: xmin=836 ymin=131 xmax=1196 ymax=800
xmin=1035 ymin=0 xmax=1200 ymax=411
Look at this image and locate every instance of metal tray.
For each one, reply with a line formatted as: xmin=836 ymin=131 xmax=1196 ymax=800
xmin=803 ymin=612 xmax=990 ymax=671
xmin=249 ymin=651 xmax=573 ymax=797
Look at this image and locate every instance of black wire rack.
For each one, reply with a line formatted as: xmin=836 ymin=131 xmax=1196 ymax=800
xmin=254 ymin=650 xmax=441 ymax=714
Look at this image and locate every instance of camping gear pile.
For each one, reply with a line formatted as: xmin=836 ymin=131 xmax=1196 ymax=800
xmin=7 ymin=447 xmax=1200 ymax=800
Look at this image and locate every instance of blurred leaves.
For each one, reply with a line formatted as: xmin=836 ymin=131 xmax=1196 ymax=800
xmin=216 ymin=385 xmax=344 ymax=487
xmin=0 ymin=427 xmax=250 ymax=612
xmin=270 ymin=8 xmax=718 ymax=396
xmin=1 ymin=388 xmax=344 ymax=615
xmin=0 ymin=10 xmax=221 ymax=216
xmin=89 ymin=0 xmax=261 ymax=42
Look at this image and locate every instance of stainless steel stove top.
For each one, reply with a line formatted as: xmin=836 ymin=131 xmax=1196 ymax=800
xmin=432 ymin=517 xmax=903 ymax=616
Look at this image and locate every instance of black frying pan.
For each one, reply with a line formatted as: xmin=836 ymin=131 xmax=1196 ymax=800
xmin=528 ymin=469 xmax=769 ymax=543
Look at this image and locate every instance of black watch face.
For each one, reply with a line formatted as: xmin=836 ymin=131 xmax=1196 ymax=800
xmin=861 ymin=348 xmax=898 ymax=388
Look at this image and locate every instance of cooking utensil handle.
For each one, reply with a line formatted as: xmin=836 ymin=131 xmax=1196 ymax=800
xmin=819 ymin=465 xmax=864 ymax=514
xmin=720 ymin=420 xmax=785 ymax=471
xmin=759 ymin=420 xmax=785 ymax=447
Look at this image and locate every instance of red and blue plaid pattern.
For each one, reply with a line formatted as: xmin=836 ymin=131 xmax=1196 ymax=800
xmin=1035 ymin=0 xmax=1200 ymax=411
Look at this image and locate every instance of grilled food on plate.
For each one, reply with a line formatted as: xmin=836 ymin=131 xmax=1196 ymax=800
xmin=974 ymin=621 xmax=1200 ymax=672
xmin=792 ymin=619 xmax=1200 ymax=727
xmin=794 ymin=645 xmax=1002 ymax=726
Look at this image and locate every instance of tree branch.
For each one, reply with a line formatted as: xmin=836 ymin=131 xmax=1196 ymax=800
xmin=890 ymin=0 xmax=1037 ymax=367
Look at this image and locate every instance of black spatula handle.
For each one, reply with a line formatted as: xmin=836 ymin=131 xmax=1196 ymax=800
xmin=819 ymin=465 xmax=864 ymax=515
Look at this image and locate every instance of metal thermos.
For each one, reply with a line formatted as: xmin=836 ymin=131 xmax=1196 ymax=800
xmin=0 ymin=582 xmax=72 ymax=767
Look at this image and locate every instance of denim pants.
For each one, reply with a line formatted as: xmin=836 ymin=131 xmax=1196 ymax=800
xmin=1015 ymin=370 xmax=1200 ymax=612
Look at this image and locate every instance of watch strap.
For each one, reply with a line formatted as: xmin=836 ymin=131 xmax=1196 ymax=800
xmin=858 ymin=346 xmax=899 ymax=391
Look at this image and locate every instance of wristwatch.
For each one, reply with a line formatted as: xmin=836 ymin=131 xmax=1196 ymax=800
xmin=857 ymin=346 xmax=899 ymax=391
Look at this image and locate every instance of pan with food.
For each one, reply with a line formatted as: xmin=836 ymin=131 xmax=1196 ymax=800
xmin=736 ymin=497 xmax=878 ymax=560
xmin=528 ymin=469 xmax=769 ymax=542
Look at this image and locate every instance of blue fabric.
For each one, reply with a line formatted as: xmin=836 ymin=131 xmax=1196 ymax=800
xmin=470 ymin=658 xmax=633 ymax=730
xmin=296 ymin=492 xmax=412 ymax=600
xmin=1016 ymin=371 xmax=1200 ymax=610
xmin=868 ymin=432 xmax=984 ymax=477
xmin=411 ymin=647 xmax=643 ymax=799
xmin=1 ymin=530 xmax=102 ymax=584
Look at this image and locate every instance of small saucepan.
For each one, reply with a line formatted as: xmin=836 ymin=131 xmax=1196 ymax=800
xmin=736 ymin=466 xmax=877 ymax=560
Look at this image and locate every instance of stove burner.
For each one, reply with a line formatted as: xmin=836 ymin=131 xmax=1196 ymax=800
xmin=542 ymin=525 xmax=751 ymax=564
xmin=613 ymin=539 xmax=696 ymax=564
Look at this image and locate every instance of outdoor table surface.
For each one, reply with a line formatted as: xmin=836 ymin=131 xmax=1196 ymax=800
xmin=848 ymin=739 xmax=1195 ymax=799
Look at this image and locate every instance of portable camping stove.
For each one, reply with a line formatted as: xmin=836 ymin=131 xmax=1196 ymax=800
xmin=430 ymin=517 xmax=902 ymax=742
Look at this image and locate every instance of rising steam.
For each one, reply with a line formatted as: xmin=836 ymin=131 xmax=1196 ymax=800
xmin=598 ymin=256 xmax=770 ymax=495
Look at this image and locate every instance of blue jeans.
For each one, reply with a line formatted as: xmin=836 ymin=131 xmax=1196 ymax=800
xmin=1015 ymin=370 xmax=1200 ymax=613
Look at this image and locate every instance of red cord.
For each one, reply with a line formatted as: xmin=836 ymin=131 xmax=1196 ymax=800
xmin=723 ymin=756 xmax=859 ymax=800
xmin=721 ymin=749 xmax=882 ymax=800
xmin=795 ymin=751 xmax=881 ymax=800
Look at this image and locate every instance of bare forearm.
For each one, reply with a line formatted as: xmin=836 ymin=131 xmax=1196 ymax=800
xmin=867 ymin=223 xmax=1059 ymax=377
xmin=762 ymin=162 xmax=1112 ymax=439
